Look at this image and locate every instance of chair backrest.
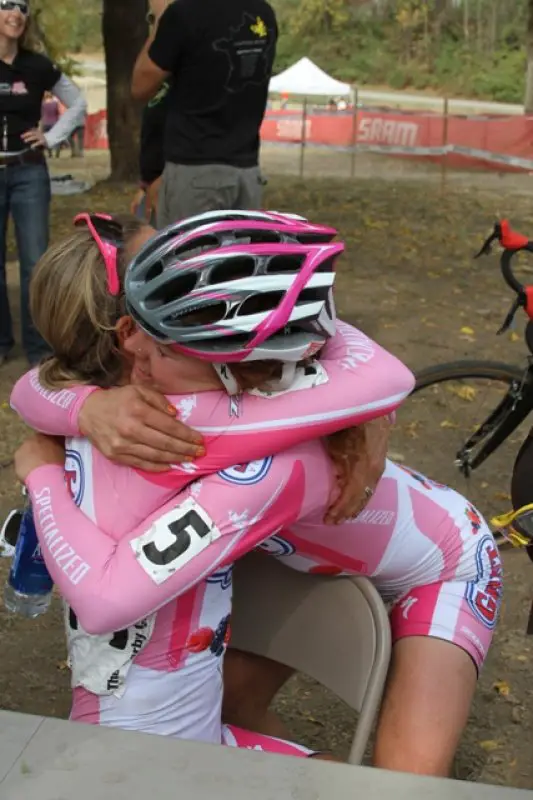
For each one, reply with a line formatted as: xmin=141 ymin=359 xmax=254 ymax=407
xmin=230 ymin=552 xmax=392 ymax=764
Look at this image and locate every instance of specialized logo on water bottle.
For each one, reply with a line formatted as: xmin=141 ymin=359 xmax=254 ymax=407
xmin=257 ymin=534 xmax=296 ymax=557
xmin=465 ymin=535 xmax=503 ymax=630
xmin=64 ymin=450 xmax=84 ymax=507
xmin=219 ymin=457 xmax=272 ymax=485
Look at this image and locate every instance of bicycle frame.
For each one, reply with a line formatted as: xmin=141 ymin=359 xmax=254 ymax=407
xmin=457 ymin=221 xmax=533 ymax=477
xmin=454 ymin=361 xmax=533 ymax=476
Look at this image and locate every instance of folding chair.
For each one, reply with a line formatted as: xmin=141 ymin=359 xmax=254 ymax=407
xmin=230 ymin=551 xmax=392 ymax=764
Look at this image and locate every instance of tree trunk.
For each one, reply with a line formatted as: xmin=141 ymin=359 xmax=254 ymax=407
xmin=102 ymin=0 xmax=148 ymax=181
xmin=463 ymin=0 xmax=469 ymax=41
xmin=525 ymin=0 xmax=533 ymax=113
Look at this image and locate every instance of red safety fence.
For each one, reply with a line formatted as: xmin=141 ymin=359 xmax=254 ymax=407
xmin=83 ymin=107 xmax=533 ymax=172
xmin=85 ymin=110 xmax=108 ymax=150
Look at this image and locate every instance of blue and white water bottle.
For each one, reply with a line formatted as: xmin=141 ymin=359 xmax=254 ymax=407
xmin=3 ymin=491 xmax=53 ymax=618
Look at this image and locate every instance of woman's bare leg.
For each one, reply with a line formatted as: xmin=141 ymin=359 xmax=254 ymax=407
xmin=223 ymin=648 xmax=294 ymax=738
xmin=224 ymin=638 xmax=477 ymax=776
xmin=373 ymin=637 xmax=477 ymax=776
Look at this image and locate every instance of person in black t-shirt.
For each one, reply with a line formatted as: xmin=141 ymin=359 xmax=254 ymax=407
xmin=130 ymin=80 xmax=170 ymax=227
xmin=132 ymin=0 xmax=277 ymax=228
xmin=0 ymin=0 xmax=86 ymax=367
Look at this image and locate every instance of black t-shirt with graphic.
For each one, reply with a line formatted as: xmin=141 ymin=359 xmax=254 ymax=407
xmin=149 ymin=0 xmax=277 ymax=168
xmin=0 ymin=49 xmax=61 ymax=152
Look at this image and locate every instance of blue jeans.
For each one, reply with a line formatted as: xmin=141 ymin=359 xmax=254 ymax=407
xmin=0 ymin=162 xmax=51 ymax=364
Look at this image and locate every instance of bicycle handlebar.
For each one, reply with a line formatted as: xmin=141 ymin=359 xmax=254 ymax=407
xmin=475 ymin=220 xmax=533 ymax=332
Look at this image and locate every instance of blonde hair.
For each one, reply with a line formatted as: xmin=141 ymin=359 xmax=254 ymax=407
xmin=30 ymin=215 xmax=146 ymax=389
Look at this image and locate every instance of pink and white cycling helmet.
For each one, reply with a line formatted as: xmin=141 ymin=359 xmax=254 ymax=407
xmin=125 ymin=209 xmax=343 ymax=363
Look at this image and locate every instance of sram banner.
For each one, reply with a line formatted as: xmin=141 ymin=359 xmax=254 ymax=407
xmin=260 ymin=108 xmax=533 ymax=172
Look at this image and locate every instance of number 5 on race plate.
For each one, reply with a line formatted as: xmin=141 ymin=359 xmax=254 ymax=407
xmin=131 ymin=498 xmax=222 ymax=585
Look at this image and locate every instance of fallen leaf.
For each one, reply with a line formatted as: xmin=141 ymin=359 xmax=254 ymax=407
xmin=494 ymin=492 xmax=511 ymax=502
xmin=405 ymin=422 xmax=420 ymax=438
xmin=479 ymin=740 xmax=501 ymax=752
xmin=448 ymin=385 xmax=476 ymax=401
xmin=460 ymin=326 xmax=475 ymax=335
xmin=493 ymin=680 xmax=510 ymax=697
xmin=388 ymin=451 xmax=405 ymax=462
xmin=440 ymin=420 xmax=459 ymax=429
xmin=510 ymin=332 xmax=520 ymax=342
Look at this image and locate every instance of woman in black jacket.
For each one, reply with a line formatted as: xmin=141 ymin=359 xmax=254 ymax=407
xmin=0 ymin=0 xmax=86 ymax=367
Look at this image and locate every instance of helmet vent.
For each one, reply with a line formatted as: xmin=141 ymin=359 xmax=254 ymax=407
xmin=238 ymin=291 xmax=285 ymax=316
xmin=210 ymin=256 xmax=256 ymax=283
xmin=144 ymin=271 xmax=198 ymax=310
xmin=165 ymin=301 xmax=228 ymax=328
xmin=266 ymin=254 xmax=305 ymax=274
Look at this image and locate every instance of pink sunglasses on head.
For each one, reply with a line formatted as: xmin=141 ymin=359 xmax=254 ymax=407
xmin=73 ymin=213 xmax=123 ymax=296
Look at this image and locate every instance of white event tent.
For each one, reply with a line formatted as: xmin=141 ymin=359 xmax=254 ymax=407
xmin=269 ymin=57 xmax=352 ymax=98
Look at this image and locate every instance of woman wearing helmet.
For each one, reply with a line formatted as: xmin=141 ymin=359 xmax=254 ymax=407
xmin=13 ymin=211 xmax=500 ymax=776
xmin=11 ymin=210 xmax=411 ymax=750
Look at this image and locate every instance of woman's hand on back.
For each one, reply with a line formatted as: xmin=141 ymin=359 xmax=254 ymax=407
xmin=78 ymin=385 xmax=205 ymax=471
xmin=15 ymin=434 xmax=65 ymax=484
xmin=324 ymin=416 xmax=391 ymax=525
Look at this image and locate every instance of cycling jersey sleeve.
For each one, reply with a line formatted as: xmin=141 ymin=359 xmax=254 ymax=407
xmin=144 ymin=320 xmax=415 ymax=488
xmin=10 ymin=323 xmax=414 ymax=450
xmin=26 ymin=457 xmax=305 ymax=635
xmin=10 ymin=369 xmax=97 ymax=437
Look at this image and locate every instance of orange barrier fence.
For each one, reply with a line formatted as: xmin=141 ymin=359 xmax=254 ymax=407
xmin=84 ymin=105 xmax=533 ymax=172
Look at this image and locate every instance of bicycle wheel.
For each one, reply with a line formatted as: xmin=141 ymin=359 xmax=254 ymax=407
xmin=389 ymin=359 xmax=530 ymax=528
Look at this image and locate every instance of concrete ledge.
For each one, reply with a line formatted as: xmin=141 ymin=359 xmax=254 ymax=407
xmin=0 ymin=711 xmax=531 ymax=800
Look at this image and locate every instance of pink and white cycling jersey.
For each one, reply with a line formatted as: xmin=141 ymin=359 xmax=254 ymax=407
xmin=25 ymin=442 xmax=500 ymax=729
xmin=13 ymin=323 xmax=415 ymax=742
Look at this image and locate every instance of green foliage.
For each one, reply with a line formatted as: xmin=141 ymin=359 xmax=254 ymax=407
xmin=271 ymin=0 xmax=528 ymax=102
xmin=31 ymin=0 xmax=102 ymax=70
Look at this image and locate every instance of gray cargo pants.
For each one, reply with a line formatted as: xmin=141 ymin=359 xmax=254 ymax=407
xmin=157 ymin=162 xmax=263 ymax=228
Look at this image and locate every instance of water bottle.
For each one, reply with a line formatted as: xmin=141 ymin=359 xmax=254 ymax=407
xmin=3 ymin=495 xmax=53 ymax=618
xmin=0 ymin=507 xmax=22 ymax=558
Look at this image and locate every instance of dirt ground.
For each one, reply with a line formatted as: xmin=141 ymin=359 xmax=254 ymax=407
xmin=1 ymin=154 xmax=533 ymax=788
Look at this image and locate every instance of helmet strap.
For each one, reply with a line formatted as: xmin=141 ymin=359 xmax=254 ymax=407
xmin=263 ymin=362 xmax=297 ymax=392
xmin=213 ymin=363 xmax=241 ymax=396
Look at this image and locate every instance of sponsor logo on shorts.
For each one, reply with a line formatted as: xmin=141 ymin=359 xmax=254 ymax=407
xmin=219 ymin=457 xmax=273 ymax=485
xmin=399 ymin=595 xmax=419 ymax=620
xmin=257 ymin=534 xmax=296 ymax=558
xmin=399 ymin=465 xmax=448 ymax=491
xmin=466 ymin=503 xmax=482 ymax=535
xmin=460 ymin=625 xmax=486 ymax=661
xmin=465 ymin=535 xmax=502 ymax=630
xmin=64 ymin=450 xmax=84 ymax=506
